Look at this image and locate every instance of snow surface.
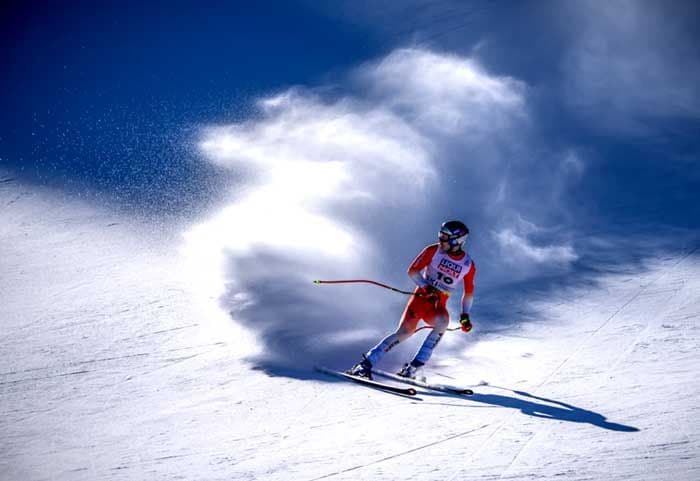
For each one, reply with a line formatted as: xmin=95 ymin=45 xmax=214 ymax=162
xmin=2 ymin=177 xmax=699 ymax=481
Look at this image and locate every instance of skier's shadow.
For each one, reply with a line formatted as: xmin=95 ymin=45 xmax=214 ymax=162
xmin=423 ymin=387 xmax=639 ymax=432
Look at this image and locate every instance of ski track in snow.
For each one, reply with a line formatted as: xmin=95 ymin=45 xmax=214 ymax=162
xmin=308 ymin=423 xmax=491 ymax=481
xmin=1 ymin=182 xmax=699 ymax=481
xmin=445 ymin=247 xmax=700 ymax=481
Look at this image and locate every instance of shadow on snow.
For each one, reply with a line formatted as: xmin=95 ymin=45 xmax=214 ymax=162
xmin=422 ymin=387 xmax=639 ymax=432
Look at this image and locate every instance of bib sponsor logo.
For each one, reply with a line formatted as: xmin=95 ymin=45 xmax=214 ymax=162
xmin=438 ymin=258 xmax=462 ymax=278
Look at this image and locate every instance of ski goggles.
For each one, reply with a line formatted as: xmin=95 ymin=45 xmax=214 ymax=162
xmin=439 ymin=231 xmax=468 ymax=247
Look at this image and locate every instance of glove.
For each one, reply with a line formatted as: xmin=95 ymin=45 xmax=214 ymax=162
xmin=459 ymin=313 xmax=473 ymax=333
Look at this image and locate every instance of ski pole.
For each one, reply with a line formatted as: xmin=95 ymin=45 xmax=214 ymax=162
xmin=313 ymin=279 xmax=417 ymax=296
xmin=314 ymin=279 xmax=465 ymax=333
xmin=415 ymin=325 xmax=462 ymax=332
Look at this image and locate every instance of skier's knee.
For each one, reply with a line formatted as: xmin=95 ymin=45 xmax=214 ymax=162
xmin=396 ymin=327 xmax=413 ymax=342
xmin=433 ymin=316 xmax=449 ymax=332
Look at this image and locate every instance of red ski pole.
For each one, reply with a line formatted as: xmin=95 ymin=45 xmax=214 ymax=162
xmin=313 ymin=279 xmax=417 ymax=296
xmin=313 ymin=279 xmax=463 ymax=332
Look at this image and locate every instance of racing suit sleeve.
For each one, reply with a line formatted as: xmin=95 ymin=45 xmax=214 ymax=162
xmin=461 ymin=261 xmax=476 ymax=314
xmin=407 ymin=244 xmax=438 ymax=288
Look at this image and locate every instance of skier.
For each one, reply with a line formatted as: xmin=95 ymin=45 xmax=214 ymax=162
xmin=348 ymin=220 xmax=475 ymax=380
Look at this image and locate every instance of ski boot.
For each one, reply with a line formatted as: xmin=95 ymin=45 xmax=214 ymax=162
xmin=397 ymin=361 xmax=424 ymax=381
xmin=347 ymin=356 xmax=373 ymax=380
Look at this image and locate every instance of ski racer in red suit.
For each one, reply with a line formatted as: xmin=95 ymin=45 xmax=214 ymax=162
xmin=348 ymin=220 xmax=475 ymax=380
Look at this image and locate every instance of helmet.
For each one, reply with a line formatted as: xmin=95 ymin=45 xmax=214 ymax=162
xmin=439 ymin=220 xmax=469 ymax=250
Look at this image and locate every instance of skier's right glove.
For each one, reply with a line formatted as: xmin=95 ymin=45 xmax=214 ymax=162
xmin=460 ymin=313 xmax=473 ymax=333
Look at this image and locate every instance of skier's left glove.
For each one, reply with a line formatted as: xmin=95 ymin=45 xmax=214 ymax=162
xmin=459 ymin=313 xmax=473 ymax=333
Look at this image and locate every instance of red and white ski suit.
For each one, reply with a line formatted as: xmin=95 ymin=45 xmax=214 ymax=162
xmin=364 ymin=244 xmax=476 ymax=367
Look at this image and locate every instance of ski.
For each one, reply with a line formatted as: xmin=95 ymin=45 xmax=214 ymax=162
xmin=372 ymin=369 xmax=474 ymax=395
xmin=315 ymin=366 xmax=417 ymax=396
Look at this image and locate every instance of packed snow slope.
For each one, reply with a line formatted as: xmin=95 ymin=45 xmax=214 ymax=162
xmin=2 ymin=177 xmax=699 ymax=481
